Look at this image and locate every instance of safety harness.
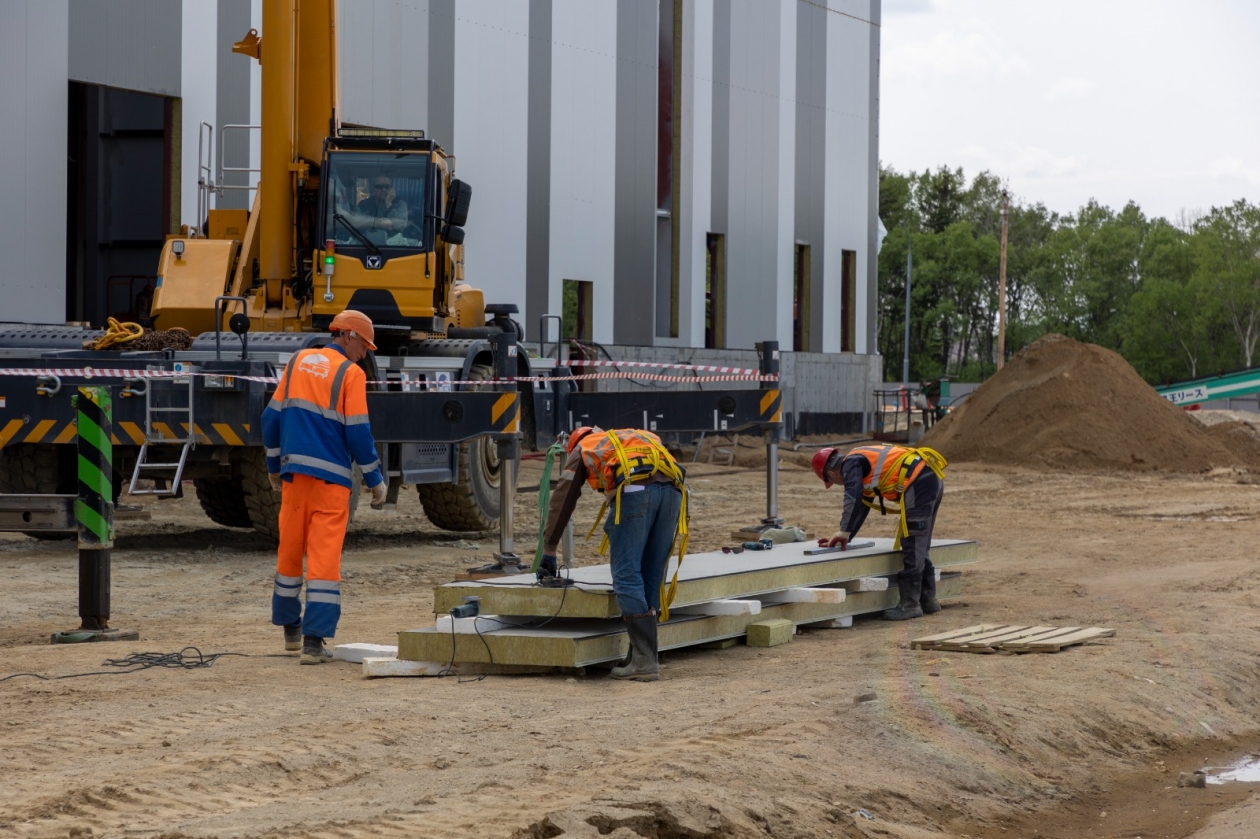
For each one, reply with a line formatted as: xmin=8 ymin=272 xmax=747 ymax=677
xmin=859 ymin=446 xmax=948 ymax=549
xmin=583 ymin=430 xmax=690 ymax=620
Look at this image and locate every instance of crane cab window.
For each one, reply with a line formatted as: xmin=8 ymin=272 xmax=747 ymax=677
xmin=322 ymin=151 xmax=430 ymax=252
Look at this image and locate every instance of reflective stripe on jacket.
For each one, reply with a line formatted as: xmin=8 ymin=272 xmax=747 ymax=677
xmin=261 ymin=344 xmax=384 ymax=490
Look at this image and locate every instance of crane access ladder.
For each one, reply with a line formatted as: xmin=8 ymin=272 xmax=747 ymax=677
xmin=128 ymin=371 xmax=196 ymax=497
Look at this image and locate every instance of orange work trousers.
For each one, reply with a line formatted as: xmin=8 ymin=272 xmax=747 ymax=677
xmin=272 ymin=473 xmax=351 ymax=638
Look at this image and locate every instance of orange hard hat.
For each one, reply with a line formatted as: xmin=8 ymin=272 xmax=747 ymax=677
xmin=567 ymin=426 xmax=598 ymax=453
xmin=329 ymin=309 xmax=376 ymax=350
xmin=812 ymin=447 xmax=838 ymax=487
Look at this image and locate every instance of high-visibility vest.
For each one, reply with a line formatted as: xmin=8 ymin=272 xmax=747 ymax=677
xmin=576 ymin=429 xmax=690 ymax=620
xmin=845 ymin=444 xmax=947 ymax=548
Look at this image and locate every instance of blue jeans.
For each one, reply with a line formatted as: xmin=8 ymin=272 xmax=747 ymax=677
xmin=604 ymin=483 xmax=682 ymax=616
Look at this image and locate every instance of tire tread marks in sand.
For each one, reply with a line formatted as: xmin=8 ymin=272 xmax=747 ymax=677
xmin=922 ymin=334 xmax=1256 ymax=472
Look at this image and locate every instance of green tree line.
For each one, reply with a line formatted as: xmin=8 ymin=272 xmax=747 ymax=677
xmin=877 ymin=165 xmax=1260 ymax=385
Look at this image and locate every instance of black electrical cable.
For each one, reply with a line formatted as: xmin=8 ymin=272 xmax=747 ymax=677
xmin=0 ymin=647 xmax=289 ymax=684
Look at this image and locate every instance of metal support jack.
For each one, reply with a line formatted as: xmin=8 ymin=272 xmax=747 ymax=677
xmin=732 ymin=341 xmax=802 ymax=542
xmin=467 ymin=334 xmax=526 ymax=575
xmin=53 ymin=386 xmax=138 ymax=643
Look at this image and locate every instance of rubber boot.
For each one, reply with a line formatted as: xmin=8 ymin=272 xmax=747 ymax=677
xmin=883 ymin=577 xmax=924 ymax=621
xmin=920 ymin=574 xmax=941 ymax=614
xmin=611 ymin=614 xmax=660 ymax=681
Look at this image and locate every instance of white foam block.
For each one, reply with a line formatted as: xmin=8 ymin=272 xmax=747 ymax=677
xmin=935 ymin=568 xmax=942 ymax=582
xmin=808 ymin=616 xmax=854 ymax=629
xmin=363 ymin=657 xmax=449 ymax=677
xmin=760 ymin=587 xmax=847 ymax=605
xmin=671 ymin=599 xmax=762 ymax=616
xmin=840 ymin=577 xmax=889 ymax=592
xmin=334 ymin=643 xmax=398 ymax=663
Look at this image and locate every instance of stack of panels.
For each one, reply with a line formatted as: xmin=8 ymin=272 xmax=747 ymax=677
xmin=396 ymin=538 xmax=976 ymax=670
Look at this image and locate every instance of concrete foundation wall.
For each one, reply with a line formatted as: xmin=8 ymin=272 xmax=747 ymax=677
xmin=528 ymin=342 xmax=882 ymax=436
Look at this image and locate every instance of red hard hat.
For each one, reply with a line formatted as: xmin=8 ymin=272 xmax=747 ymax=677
xmin=812 ymin=447 xmax=838 ymax=487
xmin=567 ymin=426 xmax=596 ymax=453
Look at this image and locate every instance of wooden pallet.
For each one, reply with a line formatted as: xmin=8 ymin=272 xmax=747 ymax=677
xmin=912 ymin=624 xmax=1114 ymax=654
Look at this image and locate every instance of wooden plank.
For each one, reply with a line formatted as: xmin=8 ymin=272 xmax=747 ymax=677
xmin=954 ymin=626 xmax=1061 ymax=651
xmin=402 ymin=575 xmax=964 ymax=668
xmin=989 ymin=626 xmax=1084 ymax=648
xmin=671 ymin=599 xmax=761 ymax=616
xmin=912 ymin=624 xmax=1004 ymax=647
xmin=840 ymin=577 xmax=889 ymax=593
xmin=760 ymin=587 xmax=846 ymax=605
xmin=432 ymin=538 xmax=978 ymax=619
xmin=1005 ymin=627 xmax=1115 ymax=652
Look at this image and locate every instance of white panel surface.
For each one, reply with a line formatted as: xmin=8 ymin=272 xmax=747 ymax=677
xmin=0 ymin=1 xmax=69 ymax=324
xmin=827 ymin=5 xmax=872 ymax=354
xmin=678 ymin=0 xmax=713 ymax=347
xmin=548 ymin=0 xmax=617 ymax=342
xmin=338 ymin=0 xmax=429 ymax=130
xmin=181 ymin=0 xmax=218 ymax=230
xmin=451 ymin=0 xmax=529 ymax=310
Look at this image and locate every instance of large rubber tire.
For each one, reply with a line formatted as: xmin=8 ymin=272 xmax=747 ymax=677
xmin=237 ymin=449 xmax=360 ymax=544
xmin=416 ymin=365 xmax=519 ymax=532
xmin=0 ymin=444 xmax=76 ymax=540
xmin=193 ymin=478 xmax=253 ymax=529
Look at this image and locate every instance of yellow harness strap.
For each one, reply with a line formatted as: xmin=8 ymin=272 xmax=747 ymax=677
xmin=861 ymin=446 xmax=948 ymax=549
xmin=584 ymin=430 xmax=690 ymax=621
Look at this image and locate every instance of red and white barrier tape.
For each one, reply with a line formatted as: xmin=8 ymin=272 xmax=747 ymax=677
xmin=0 ymin=367 xmax=777 ymax=387
xmin=566 ymin=359 xmax=762 ymax=375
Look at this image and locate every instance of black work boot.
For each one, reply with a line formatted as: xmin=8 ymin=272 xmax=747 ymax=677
xmin=611 ymin=614 xmax=660 ymax=681
xmin=300 ymin=635 xmax=333 ymax=665
xmin=283 ymin=622 xmax=302 ymax=652
xmin=883 ymin=577 xmax=924 ymax=621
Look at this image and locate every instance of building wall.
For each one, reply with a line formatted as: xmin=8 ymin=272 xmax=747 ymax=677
xmin=547 ymin=0 xmax=618 ymax=342
xmin=0 ymin=0 xmax=881 ymax=361
xmin=0 ymin=0 xmax=70 ymax=324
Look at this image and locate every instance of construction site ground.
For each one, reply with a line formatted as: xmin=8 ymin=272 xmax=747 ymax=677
xmin=3 ymin=458 xmax=1260 ymax=839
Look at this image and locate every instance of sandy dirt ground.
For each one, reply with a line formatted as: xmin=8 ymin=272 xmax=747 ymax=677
xmin=2 ymin=458 xmax=1260 ymax=839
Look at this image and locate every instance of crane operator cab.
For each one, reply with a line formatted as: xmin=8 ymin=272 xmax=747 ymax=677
xmin=312 ymin=128 xmax=472 ymax=348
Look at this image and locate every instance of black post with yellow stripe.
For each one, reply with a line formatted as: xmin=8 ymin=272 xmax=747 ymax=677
xmin=470 ymin=333 xmax=525 ymax=575
xmin=56 ymin=386 xmax=138 ymax=643
xmin=732 ymin=340 xmax=787 ymax=541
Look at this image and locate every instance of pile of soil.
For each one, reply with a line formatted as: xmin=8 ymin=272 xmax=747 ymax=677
xmin=922 ymin=333 xmax=1257 ymax=473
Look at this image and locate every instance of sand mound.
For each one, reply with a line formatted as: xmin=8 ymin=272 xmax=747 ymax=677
xmin=922 ymin=334 xmax=1250 ymax=473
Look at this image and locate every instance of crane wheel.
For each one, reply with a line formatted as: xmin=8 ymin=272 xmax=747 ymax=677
xmin=194 ymin=478 xmax=253 ymax=529
xmin=0 ymin=445 xmax=76 ymax=540
xmin=416 ymin=364 xmax=519 ymax=532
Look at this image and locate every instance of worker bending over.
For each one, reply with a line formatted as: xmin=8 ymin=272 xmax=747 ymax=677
xmin=540 ymin=427 xmax=689 ymax=681
xmin=812 ymin=444 xmax=947 ymax=621
xmin=263 ymin=310 xmax=387 ymax=664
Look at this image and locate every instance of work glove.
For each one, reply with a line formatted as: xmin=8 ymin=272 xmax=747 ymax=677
xmin=537 ymin=554 xmax=558 ymax=580
xmin=370 ymin=482 xmax=388 ymax=510
xmin=268 ymin=473 xmax=283 ymax=494
xmin=818 ymin=531 xmax=849 ymax=550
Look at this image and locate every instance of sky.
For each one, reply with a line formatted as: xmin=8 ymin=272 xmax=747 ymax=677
xmin=879 ymin=0 xmax=1260 ymax=221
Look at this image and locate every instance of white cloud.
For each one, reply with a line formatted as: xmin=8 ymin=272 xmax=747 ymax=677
xmin=1044 ymin=77 xmax=1097 ymax=103
xmin=883 ymin=0 xmax=944 ymax=14
xmin=1207 ymin=157 xmax=1260 ymax=185
xmin=885 ymin=25 xmax=1027 ymax=81
xmin=958 ymin=144 xmax=1086 ymax=180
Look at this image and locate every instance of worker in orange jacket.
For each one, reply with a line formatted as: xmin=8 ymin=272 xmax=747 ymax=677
xmin=812 ymin=444 xmax=947 ymax=621
xmin=262 ymin=310 xmax=386 ymax=664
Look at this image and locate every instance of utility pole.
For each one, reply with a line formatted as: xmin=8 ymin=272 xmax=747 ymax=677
xmin=902 ymin=227 xmax=912 ymax=383
xmin=997 ymin=190 xmax=1009 ymax=370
